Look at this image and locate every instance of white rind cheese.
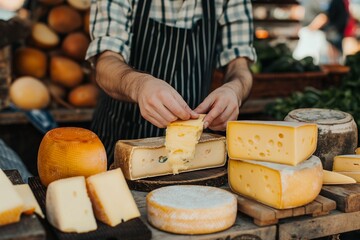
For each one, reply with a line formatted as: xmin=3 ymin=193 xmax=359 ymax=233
xmin=14 ymin=184 xmax=44 ymax=218
xmin=146 ymin=185 xmax=237 ymax=234
xmin=228 ymin=156 xmax=323 ymax=209
xmin=322 ymin=170 xmax=356 ymax=185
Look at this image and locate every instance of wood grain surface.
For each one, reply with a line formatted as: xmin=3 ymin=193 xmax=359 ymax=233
xmin=321 ymin=184 xmax=360 ymax=212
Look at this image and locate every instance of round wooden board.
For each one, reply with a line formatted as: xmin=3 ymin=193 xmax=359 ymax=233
xmin=127 ymin=166 xmax=228 ymax=192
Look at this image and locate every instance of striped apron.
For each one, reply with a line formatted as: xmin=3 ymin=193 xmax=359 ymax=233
xmin=92 ymin=0 xmax=218 ymax=165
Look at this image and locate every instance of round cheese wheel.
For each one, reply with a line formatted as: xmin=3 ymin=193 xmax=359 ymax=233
xmin=62 ymin=32 xmax=90 ymax=60
xmin=67 ymin=0 xmax=90 ymax=11
xmin=48 ymin=5 xmax=82 ymax=33
xmin=31 ymin=23 xmax=60 ymax=49
xmin=68 ymin=83 xmax=99 ymax=108
xmin=38 ymin=127 xmax=107 ymax=187
xmin=9 ymin=76 xmax=50 ymax=110
xmin=14 ymin=47 xmax=47 ymax=79
xmin=50 ymin=56 xmax=84 ymax=88
xmin=146 ymin=185 xmax=237 ymax=234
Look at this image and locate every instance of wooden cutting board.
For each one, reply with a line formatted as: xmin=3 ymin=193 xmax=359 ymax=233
xmin=28 ymin=177 xmax=152 ymax=240
xmin=321 ymin=184 xmax=360 ymax=212
xmin=0 ymin=170 xmax=46 ymax=240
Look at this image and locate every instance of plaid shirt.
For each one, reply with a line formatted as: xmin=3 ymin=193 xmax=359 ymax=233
xmin=86 ymin=0 xmax=256 ymax=67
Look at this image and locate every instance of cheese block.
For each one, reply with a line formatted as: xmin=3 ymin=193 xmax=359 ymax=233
xmin=333 ymin=172 xmax=360 ymax=182
xmin=227 ymin=121 xmax=318 ymax=166
xmin=46 ymin=176 xmax=97 ymax=233
xmin=113 ymin=133 xmax=226 ymax=180
xmin=228 ymin=156 xmax=323 ymax=209
xmin=333 ymin=155 xmax=360 ymax=171
xmin=323 ymin=170 xmax=356 ymax=185
xmin=356 ymin=148 xmax=360 ymax=154
xmin=86 ymin=168 xmax=140 ymax=227
xmin=146 ymin=185 xmax=237 ymax=234
xmin=14 ymin=184 xmax=44 ymax=218
xmin=165 ymin=114 xmax=205 ymax=174
xmin=0 ymin=169 xmax=24 ymax=226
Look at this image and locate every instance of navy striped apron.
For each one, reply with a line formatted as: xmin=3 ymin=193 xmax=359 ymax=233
xmin=92 ymin=0 xmax=218 ymax=165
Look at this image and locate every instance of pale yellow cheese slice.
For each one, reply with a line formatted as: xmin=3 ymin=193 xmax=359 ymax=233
xmin=165 ymin=114 xmax=205 ymax=174
xmin=86 ymin=168 xmax=140 ymax=227
xmin=333 ymin=171 xmax=360 ymax=182
xmin=333 ymin=155 xmax=360 ymax=171
xmin=14 ymin=184 xmax=44 ymax=218
xmin=46 ymin=176 xmax=97 ymax=233
xmin=323 ymin=170 xmax=356 ymax=185
xmin=113 ymin=133 xmax=226 ymax=180
xmin=228 ymin=156 xmax=323 ymax=209
xmin=227 ymin=120 xmax=318 ymax=166
xmin=0 ymin=169 xmax=24 ymax=226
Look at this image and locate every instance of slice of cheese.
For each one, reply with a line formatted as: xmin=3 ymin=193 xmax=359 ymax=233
xmin=146 ymin=185 xmax=237 ymax=234
xmin=333 ymin=155 xmax=360 ymax=171
xmin=113 ymin=133 xmax=226 ymax=180
xmin=14 ymin=184 xmax=44 ymax=218
xmin=333 ymin=171 xmax=360 ymax=182
xmin=86 ymin=168 xmax=140 ymax=227
xmin=46 ymin=176 xmax=97 ymax=233
xmin=227 ymin=121 xmax=318 ymax=166
xmin=323 ymin=170 xmax=356 ymax=185
xmin=0 ymin=169 xmax=24 ymax=226
xmin=356 ymin=148 xmax=360 ymax=154
xmin=165 ymin=115 xmax=205 ymax=174
xmin=228 ymin=156 xmax=323 ymax=209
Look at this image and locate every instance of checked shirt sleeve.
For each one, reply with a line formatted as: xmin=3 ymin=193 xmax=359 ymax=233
xmin=217 ymin=0 xmax=257 ymax=68
xmin=86 ymin=0 xmax=133 ymax=63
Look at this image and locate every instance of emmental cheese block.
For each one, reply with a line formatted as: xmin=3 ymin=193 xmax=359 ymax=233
xmin=165 ymin=114 xmax=205 ymax=174
xmin=113 ymin=133 xmax=226 ymax=180
xmin=146 ymin=185 xmax=237 ymax=234
xmin=228 ymin=156 xmax=323 ymax=209
xmin=333 ymin=155 xmax=360 ymax=171
xmin=46 ymin=176 xmax=97 ymax=233
xmin=0 ymin=169 xmax=24 ymax=226
xmin=14 ymin=184 xmax=44 ymax=218
xmin=227 ymin=121 xmax=317 ymax=166
xmin=323 ymin=170 xmax=356 ymax=185
xmin=86 ymin=168 xmax=140 ymax=227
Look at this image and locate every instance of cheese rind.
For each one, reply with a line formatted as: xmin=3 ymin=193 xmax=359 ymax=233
xmin=14 ymin=184 xmax=44 ymax=218
xmin=165 ymin=115 xmax=205 ymax=174
xmin=334 ymin=172 xmax=360 ymax=182
xmin=146 ymin=185 xmax=237 ymax=234
xmin=86 ymin=168 xmax=140 ymax=227
xmin=356 ymin=148 xmax=360 ymax=155
xmin=46 ymin=176 xmax=97 ymax=233
xmin=113 ymin=133 xmax=226 ymax=180
xmin=0 ymin=169 xmax=24 ymax=226
xmin=227 ymin=121 xmax=318 ymax=166
xmin=323 ymin=170 xmax=356 ymax=185
xmin=228 ymin=156 xmax=323 ymax=209
xmin=333 ymin=155 xmax=360 ymax=171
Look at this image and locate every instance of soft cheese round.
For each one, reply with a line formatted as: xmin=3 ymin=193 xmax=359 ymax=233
xmin=146 ymin=185 xmax=237 ymax=234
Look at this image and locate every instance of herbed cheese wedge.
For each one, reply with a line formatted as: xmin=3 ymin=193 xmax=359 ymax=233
xmin=0 ymin=169 xmax=24 ymax=226
xmin=14 ymin=184 xmax=44 ymax=218
xmin=46 ymin=176 xmax=97 ymax=233
xmin=86 ymin=168 xmax=140 ymax=227
xmin=227 ymin=121 xmax=317 ymax=166
xmin=322 ymin=170 xmax=356 ymax=185
xmin=333 ymin=155 xmax=360 ymax=171
xmin=333 ymin=172 xmax=360 ymax=182
xmin=165 ymin=114 xmax=205 ymax=174
xmin=113 ymin=133 xmax=226 ymax=180
xmin=228 ymin=156 xmax=323 ymax=209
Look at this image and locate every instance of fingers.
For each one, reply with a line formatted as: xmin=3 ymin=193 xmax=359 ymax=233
xmin=208 ymin=105 xmax=239 ymax=131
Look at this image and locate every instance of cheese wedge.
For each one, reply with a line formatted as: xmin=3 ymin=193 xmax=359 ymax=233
xmin=227 ymin=121 xmax=318 ymax=166
xmin=0 ymin=169 xmax=24 ymax=226
xmin=356 ymin=148 xmax=360 ymax=154
xmin=323 ymin=170 xmax=356 ymax=185
xmin=46 ymin=176 xmax=97 ymax=233
xmin=14 ymin=184 xmax=44 ymax=218
xmin=333 ymin=155 xmax=360 ymax=171
xmin=86 ymin=168 xmax=140 ymax=227
xmin=333 ymin=172 xmax=360 ymax=182
xmin=146 ymin=185 xmax=237 ymax=234
xmin=165 ymin=114 xmax=205 ymax=174
xmin=228 ymin=156 xmax=323 ymax=209
xmin=113 ymin=133 xmax=226 ymax=180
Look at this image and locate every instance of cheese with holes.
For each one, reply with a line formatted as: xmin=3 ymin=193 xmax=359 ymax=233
xmin=228 ymin=156 xmax=323 ymax=209
xmin=146 ymin=185 xmax=237 ymax=234
xmin=14 ymin=184 xmax=44 ymax=218
xmin=113 ymin=133 xmax=226 ymax=180
xmin=323 ymin=170 xmax=356 ymax=185
xmin=46 ymin=176 xmax=97 ymax=233
xmin=165 ymin=115 xmax=205 ymax=174
xmin=356 ymin=148 xmax=360 ymax=154
xmin=333 ymin=155 xmax=360 ymax=171
xmin=333 ymin=172 xmax=360 ymax=182
xmin=86 ymin=168 xmax=140 ymax=227
xmin=227 ymin=121 xmax=318 ymax=166
xmin=0 ymin=169 xmax=24 ymax=226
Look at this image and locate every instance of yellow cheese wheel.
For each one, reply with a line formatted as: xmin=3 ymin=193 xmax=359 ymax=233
xmin=9 ymin=76 xmax=50 ymax=110
xmin=62 ymin=32 xmax=90 ymax=61
xmin=31 ymin=23 xmax=60 ymax=49
xmin=14 ymin=47 xmax=47 ymax=79
xmin=50 ymin=56 xmax=84 ymax=88
xmin=48 ymin=5 xmax=82 ymax=33
xmin=38 ymin=127 xmax=107 ymax=187
xmin=68 ymin=83 xmax=99 ymax=108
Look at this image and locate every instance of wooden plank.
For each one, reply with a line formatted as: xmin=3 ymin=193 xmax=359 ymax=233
xmin=321 ymin=185 xmax=360 ymax=212
xmin=292 ymin=206 xmax=305 ymax=217
xmin=315 ymin=195 xmax=337 ymax=212
xmin=305 ymin=201 xmax=322 ymax=215
xmin=235 ymin=195 xmax=276 ymax=222
xmin=279 ymin=210 xmax=360 ymax=240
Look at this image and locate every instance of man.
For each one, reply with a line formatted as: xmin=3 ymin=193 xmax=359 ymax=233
xmin=86 ymin=0 xmax=256 ymax=163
